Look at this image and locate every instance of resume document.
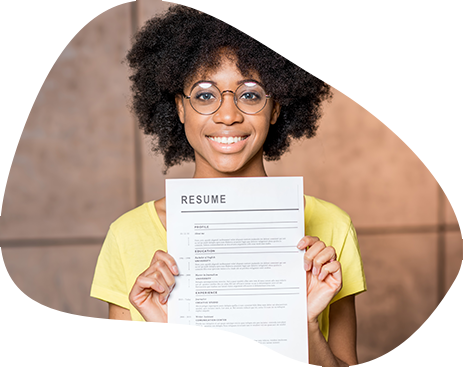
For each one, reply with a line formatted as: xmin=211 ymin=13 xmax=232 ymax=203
xmin=166 ymin=177 xmax=308 ymax=363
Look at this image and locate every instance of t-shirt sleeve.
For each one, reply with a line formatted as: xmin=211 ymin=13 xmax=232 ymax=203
xmin=331 ymin=221 xmax=367 ymax=304
xmin=90 ymin=226 xmax=131 ymax=310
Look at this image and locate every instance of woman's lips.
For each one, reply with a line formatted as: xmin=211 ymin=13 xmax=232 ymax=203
xmin=206 ymin=135 xmax=250 ymax=153
xmin=206 ymin=135 xmax=249 ymax=145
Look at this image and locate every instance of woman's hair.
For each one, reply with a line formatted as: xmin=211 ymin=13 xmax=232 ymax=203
xmin=126 ymin=5 xmax=331 ymax=170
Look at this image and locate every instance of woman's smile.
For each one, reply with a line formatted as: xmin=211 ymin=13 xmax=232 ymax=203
xmin=205 ymin=133 xmax=250 ymax=154
xmin=206 ymin=135 xmax=249 ymax=145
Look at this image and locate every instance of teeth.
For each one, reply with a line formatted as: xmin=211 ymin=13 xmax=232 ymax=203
xmin=208 ymin=136 xmax=247 ymax=144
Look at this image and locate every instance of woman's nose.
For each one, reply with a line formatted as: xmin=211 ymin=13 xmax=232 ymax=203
xmin=212 ymin=92 xmax=244 ymax=125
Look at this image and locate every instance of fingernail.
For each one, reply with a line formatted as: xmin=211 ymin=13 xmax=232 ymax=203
xmin=313 ymin=267 xmax=319 ymax=276
xmin=297 ymin=239 xmax=306 ymax=249
xmin=304 ymin=263 xmax=309 ymax=271
xmin=158 ymin=285 xmax=165 ymax=293
xmin=172 ymin=265 xmax=179 ymax=274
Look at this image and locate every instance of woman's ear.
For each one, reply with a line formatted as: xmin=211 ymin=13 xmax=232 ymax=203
xmin=270 ymin=101 xmax=281 ymax=125
xmin=175 ymin=94 xmax=185 ymax=124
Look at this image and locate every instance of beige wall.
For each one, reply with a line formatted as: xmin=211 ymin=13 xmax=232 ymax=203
xmin=0 ymin=1 xmax=461 ymax=363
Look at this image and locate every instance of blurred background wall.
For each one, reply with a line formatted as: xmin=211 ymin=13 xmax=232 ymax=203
xmin=0 ymin=1 xmax=461 ymax=364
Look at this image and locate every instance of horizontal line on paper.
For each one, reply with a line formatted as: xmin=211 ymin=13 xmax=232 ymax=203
xmin=196 ymin=227 xmax=298 ymax=231
xmin=196 ymin=246 xmax=295 ymax=249
xmin=194 ymin=221 xmax=298 ymax=225
xmin=195 ymin=287 xmax=300 ymax=290
xmin=181 ymin=208 xmax=299 ymax=213
xmin=196 ymin=293 xmax=300 ymax=296
xmin=196 ymin=251 xmax=299 ymax=254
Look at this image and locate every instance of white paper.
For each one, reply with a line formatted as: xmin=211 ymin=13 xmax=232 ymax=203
xmin=166 ymin=177 xmax=308 ymax=363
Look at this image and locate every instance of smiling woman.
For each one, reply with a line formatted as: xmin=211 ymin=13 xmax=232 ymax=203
xmin=176 ymin=58 xmax=280 ymax=177
xmin=90 ymin=4 xmax=365 ymax=366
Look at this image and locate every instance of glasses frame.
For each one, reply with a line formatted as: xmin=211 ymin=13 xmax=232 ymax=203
xmin=183 ymin=80 xmax=271 ymax=115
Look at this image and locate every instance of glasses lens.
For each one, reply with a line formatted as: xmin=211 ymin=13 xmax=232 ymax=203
xmin=235 ymin=82 xmax=267 ymax=114
xmin=190 ymin=82 xmax=221 ymax=114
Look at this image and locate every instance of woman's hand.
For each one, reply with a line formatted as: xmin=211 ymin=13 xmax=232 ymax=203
xmin=297 ymin=236 xmax=342 ymax=324
xmin=129 ymin=250 xmax=179 ymax=322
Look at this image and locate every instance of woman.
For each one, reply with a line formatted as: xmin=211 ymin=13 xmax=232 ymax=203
xmin=91 ymin=5 xmax=366 ymax=366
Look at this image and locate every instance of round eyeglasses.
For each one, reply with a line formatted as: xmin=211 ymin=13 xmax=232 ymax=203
xmin=183 ymin=80 xmax=271 ymax=115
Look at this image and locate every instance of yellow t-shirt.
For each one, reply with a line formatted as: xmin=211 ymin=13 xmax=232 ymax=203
xmin=91 ymin=195 xmax=366 ymax=340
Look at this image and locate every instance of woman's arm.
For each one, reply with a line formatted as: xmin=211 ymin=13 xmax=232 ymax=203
xmin=328 ymin=295 xmax=358 ymax=364
xmin=109 ymin=303 xmax=133 ymax=366
xmin=309 ymin=295 xmax=358 ymax=366
xmin=298 ymin=236 xmax=358 ymax=366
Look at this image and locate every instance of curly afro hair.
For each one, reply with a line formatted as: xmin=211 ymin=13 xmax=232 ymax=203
xmin=126 ymin=5 xmax=331 ymax=171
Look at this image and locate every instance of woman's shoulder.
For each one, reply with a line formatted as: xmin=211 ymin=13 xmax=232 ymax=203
xmin=109 ymin=200 xmax=162 ymax=236
xmin=305 ymin=195 xmax=351 ymax=223
xmin=305 ymin=195 xmax=356 ymax=253
xmin=106 ymin=200 xmax=167 ymax=256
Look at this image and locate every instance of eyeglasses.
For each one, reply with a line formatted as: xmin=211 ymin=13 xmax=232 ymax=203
xmin=183 ymin=80 xmax=271 ymax=115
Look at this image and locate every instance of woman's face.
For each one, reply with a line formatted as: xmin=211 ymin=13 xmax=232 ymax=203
xmin=176 ymin=57 xmax=280 ymax=178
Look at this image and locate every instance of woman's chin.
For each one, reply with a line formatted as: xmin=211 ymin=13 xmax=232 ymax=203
xmin=212 ymin=163 xmax=245 ymax=176
xmin=194 ymin=151 xmax=265 ymax=177
xmin=210 ymin=160 xmax=265 ymax=177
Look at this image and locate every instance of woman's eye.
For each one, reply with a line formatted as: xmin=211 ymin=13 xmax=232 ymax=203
xmin=242 ymin=93 xmax=256 ymax=99
xmin=196 ymin=92 xmax=216 ymax=102
xmin=240 ymin=92 xmax=261 ymax=103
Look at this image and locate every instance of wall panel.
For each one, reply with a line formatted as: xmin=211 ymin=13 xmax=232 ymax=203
xmin=0 ymin=4 xmax=134 ymax=240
